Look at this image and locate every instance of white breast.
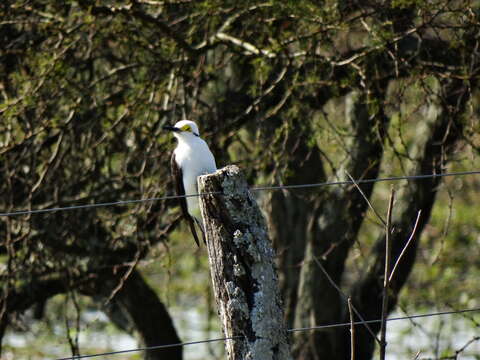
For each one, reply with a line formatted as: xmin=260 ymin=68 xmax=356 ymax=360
xmin=174 ymin=136 xmax=217 ymax=221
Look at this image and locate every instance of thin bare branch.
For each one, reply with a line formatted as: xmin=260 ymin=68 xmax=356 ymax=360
xmin=348 ymin=297 xmax=355 ymax=360
xmin=103 ymin=250 xmax=142 ymax=306
xmin=311 ymin=255 xmax=381 ymax=345
xmin=380 ymin=187 xmax=395 ymax=360
xmin=345 ymin=170 xmax=387 ymax=226
xmin=389 ymin=210 xmax=422 ymax=283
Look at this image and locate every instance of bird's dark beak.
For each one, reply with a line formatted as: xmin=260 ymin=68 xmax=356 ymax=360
xmin=163 ymin=125 xmax=180 ymax=132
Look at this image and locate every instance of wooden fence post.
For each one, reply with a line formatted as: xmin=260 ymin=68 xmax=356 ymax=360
xmin=198 ymin=165 xmax=292 ymax=360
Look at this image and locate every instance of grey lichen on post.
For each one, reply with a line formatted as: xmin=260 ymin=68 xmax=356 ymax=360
xmin=198 ymin=165 xmax=292 ymax=360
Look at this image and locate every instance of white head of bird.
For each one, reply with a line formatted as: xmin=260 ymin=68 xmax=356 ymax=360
xmin=163 ymin=120 xmax=200 ymax=141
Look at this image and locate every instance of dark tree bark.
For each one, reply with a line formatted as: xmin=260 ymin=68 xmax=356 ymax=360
xmin=198 ymin=165 xmax=292 ymax=360
xmin=292 ymin=88 xmax=389 ymax=360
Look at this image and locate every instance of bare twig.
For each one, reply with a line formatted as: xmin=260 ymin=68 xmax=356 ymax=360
xmin=453 ymin=336 xmax=480 ymax=357
xmin=312 ymin=255 xmax=381 ymax=345
xmin=103 ymin=250 xmax=141 ymax=306
xmin=348 ymin=297 xmax=355 ymax=360
xmin=64 ymin=292 xmax=81 ymax=357
xmin=345 ymin=171 xmax=387 ymax=226
xmin=389 ymin=210 xmax=422 ymax=283
xmin=380 ymin=187 xmax=395 ymax=360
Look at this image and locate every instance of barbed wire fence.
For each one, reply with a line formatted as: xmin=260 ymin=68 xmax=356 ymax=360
xmin=1 ymin=169 xmax=479 ymax=359
xmin=1 ymin=170 xmax=479 ymax=218
xmin=54 ymin=308 xmax=480 ymax=360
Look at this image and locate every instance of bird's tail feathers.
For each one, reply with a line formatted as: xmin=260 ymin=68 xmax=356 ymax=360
xmin=193 ymin=217 xmax=207 ymax=245
xmin=188 ymin=217 xmax=201 ymax=247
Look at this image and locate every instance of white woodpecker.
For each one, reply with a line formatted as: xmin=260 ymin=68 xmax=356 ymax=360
xmin=163 ymin=120 xmax=217 ymax=246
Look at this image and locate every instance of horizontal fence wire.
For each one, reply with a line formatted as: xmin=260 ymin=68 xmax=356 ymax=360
xmin=55 ymin=307 xmax=480 ymax=360
xmin=1 ymin=170 xmax=479 ymax=217
xmin=3 ymin=170 xmax=479 ymax=359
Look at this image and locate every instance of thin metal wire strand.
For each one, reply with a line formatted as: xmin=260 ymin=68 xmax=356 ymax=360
xmin=1 ymin=170 xmax=479 ymax=217
xmin=55 ymin=307 xmax=480 ymax=360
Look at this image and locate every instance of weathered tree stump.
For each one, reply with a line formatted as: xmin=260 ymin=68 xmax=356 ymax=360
xmin=198 ymin=165 xmax=292 ymax=360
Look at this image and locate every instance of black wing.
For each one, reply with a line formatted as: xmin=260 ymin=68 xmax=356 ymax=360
xmin=171 ymin=153 xmax=201 ymax=247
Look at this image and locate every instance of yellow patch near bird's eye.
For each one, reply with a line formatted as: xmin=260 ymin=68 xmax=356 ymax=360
xmin=180 ymin=124 xmax=191 ymax=132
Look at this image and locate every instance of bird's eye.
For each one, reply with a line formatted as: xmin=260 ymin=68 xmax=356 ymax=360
xmin=181 ymin=125 xmax=191 ymax=132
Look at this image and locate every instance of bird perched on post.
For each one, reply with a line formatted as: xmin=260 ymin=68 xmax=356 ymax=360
xmin=163 ymin=120 xmax=217 ymax=246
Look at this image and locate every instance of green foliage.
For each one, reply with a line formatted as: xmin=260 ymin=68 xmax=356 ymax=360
xmin=1 ymin=0 xmax=479 ymax=358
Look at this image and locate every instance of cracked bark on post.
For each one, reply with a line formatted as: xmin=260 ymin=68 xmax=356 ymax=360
xmin=198 ymin=165 xmax=292 ymax=360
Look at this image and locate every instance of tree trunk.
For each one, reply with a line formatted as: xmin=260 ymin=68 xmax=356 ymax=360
xmin=262 ymin=120 xmax=326 ymax=330
xmin=81 ymin=269 xmax=182 ymax=360
xmin=292 ymin=89 xmax=389 ymax=360
xmin=107 ymin=270 xmax=183 ymax=360
xmin=198 ymin=165 xmax=292 ymax=360
xmin=349 ymin=78 xmax=472 ymax=359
